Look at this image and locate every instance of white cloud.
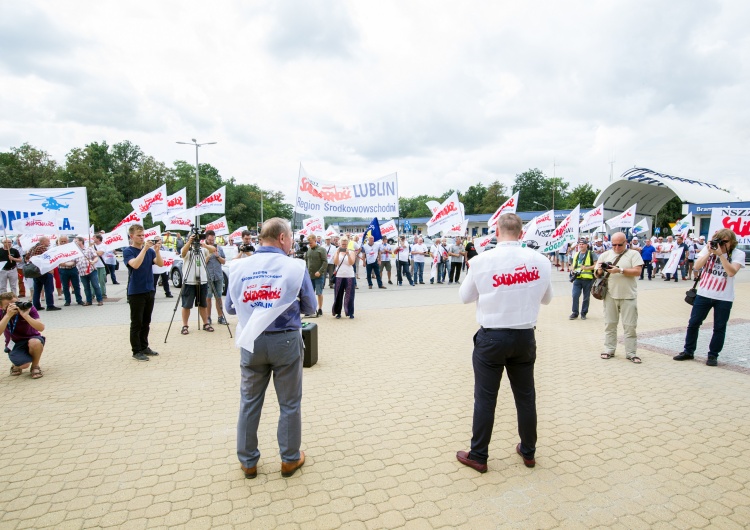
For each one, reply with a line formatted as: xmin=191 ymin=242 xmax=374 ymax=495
xmin=0 ymin=0 xmax=748 ymax=207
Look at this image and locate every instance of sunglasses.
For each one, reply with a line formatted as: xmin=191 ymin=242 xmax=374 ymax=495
xmin=612 ymin=243 xmax=626 ymax=247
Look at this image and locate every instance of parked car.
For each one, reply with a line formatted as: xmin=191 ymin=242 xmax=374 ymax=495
xmin=736 ymin=244 xmax=750 ymax=265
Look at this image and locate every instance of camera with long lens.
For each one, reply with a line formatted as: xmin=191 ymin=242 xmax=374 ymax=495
xmin=15 ymin=300 xmax=33 ymax=311
xmin=709 ymin=239 xmax=721 ymax=250
xmin=238 ymin=244 xmax=255 ymax=254
xmin=295 ymin=235 xmax=309 ymax=260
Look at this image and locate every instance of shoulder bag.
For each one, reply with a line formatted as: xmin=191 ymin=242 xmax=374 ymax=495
xmin=591 ymin=252 xmax=624 ymax=301
xmin=684 ymin=274 xmax=701 ymax=305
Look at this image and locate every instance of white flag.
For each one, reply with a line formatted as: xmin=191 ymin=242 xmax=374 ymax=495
xmin=303 ymin=216 xmax=325 ymax=236
xmin=426 ymin=192 xmax=463 ymax=236
xmin=205 ymin=216 xmax=230 ymax=236
xmin=142 ymin=226 xmax=162 ymax=241
xmin=113 ymin=211 xmax=143 ymax=231
xmin=672 ymin=215 xmax=692 ymax=238
xmin=426 ymin=200 xmax=441 ymax=214
xmin=196 ymin=185 xmax=226 ymax=214
xmin=580 ymin=205 xmax=604 ymax=232
xmin=30 ymin=242 xmax=84 ymax=275
xmin=325 ymin=225 xmax=339 ymax=239
xmin=164 ymin=208 xmax=196 ymax=231
xmin=131 ymin=184 xmax=167 ymax=218
xmin=379 ymin=220 xmax=398 ymax=240
xmin=534 ymin=210 xmax=556 ymax=231
xmin=19 ymin=234 xmax=58 ymax=250
xmin=631 ymin=218 xmax=649 ymax=236
xmin=14 ymin=213 xmax=58 ymax=234
xmin=487 ymin=192 xmax=520 ymax=228
xmin=152 ymin=250 xmax=178 ymax=275
xmin=229 ymin=226 xmax=248 ymax=243
xmin=606 ymin=204 xmax=637 ymax=229
xmin=99 ymin=226 xmax=130 ymax=251
xmin=474 ymin=235 xmax=494 ymax=254
xmin=541 ymin=205 xmax=580 ymax=254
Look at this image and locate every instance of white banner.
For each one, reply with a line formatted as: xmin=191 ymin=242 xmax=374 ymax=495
xmin=708 ymin=207 xmax=750 ymax=245
xmin=380 ymin=220 xmax=397 ymax=240
xmin=534 ymin=210 xmax=555 ymax=231
xmin=663 ymin=244 xmax=683 ymax=276
xmin=474 ymin=235 xmax=494 ymax=254
xmin=487 ymin=192 xmax=519 ymax=228
xmin=165 ymin=188 xmax=187 ymax=219
xmin=196 ymin=185 xmax=227 ymax=215
xmin=164 ymin=208 xmax=196 ymax=231
xmin=303 ymin=216 xmax=326 ymax=236
xmin=143 ymin=226 xmax=161 ymax=240
xmin=580 ymin=205 xmax=604 ymax=232
xmin=426 ymin=200 xmax=441 ymax=214
xmin=325 ymin=225 xmax=339 ymax=239
xmin=0 ymin=187 xmax=89 ymax=234
xmin=672 ymin=214 xmax=692 ymax=238
xmin=99 ymin=226 xmax=130 ymax=251
xmin=152 ymin=250 xmax=177 ymax=275
xmin=30 ymin=242 xmax=84 ymax=275
xmin=541 ymin=205 xmax=580 ymax=254
xmin=426 ymin=191 xmax=463 ymax=236
xmin=229 ymin=226 xmax=248 ymax=243
xmin=205 ymin=216 xmax=230 ymax=236
xmin=632 ymin=218 xmax=649 ymax=236
xmin=113 ymin=211 xmax=143 ymax=231
xmin=131 ymin=184 xmax=167 ymax=218
xmin=444 ymin=219 xmax=469 ymax=237
xmin=14 ymin=213 xmax=59 ymax=234
xmin=19 ymin=234 xmax=58 ymax=251
xmin=294 ymin=165 xmax=399 ymax=218
xmin=606 ymin=204 xmax=637 ymax=229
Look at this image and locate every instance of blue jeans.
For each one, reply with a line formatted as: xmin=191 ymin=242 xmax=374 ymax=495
xmin=33 ymin=273 xmax=55 ymax=309
xmin=571 ymin=278 xmax=593 ymax=316
xmin=80 ymin=270 xmax=102 ymax=303
xmin=396 ymin=260 xmax=413 ymax=285
xmin=365 ymin=262 xmax=382 ymax=287
xmin=238 ymin=331 xmax=303 ymax=468
xmin=683 ymin=294 xmax=733 ymax=358
xmin=59 ymin=267 xmax=83 ymax=305
xmin=413 ymin=262 xmax=424 ymax=283
xmin=470 ymin=327 xmax=537 ymax=464
xmin=437 ymin=261 xmax=446 ymax=282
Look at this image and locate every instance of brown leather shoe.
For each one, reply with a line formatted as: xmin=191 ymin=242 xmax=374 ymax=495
xmin=516 ymin=444 xmax=535 ymax=468
xmin=456 ymin=450 xmax=487 ymax=473
xmin=281 ymin=451 xmax=305 ymax=477
xmin=240 ymin=464 xmax=257 ymax=479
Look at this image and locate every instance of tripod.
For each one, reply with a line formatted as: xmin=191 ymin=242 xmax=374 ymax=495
xmin=164 ymin=240 xmax=232 ymax=342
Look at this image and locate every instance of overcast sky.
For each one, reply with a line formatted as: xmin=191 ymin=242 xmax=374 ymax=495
xmin=1 ymin=0 xmax=748 ymax=204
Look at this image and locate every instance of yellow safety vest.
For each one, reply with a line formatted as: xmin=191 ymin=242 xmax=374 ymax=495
xmin=572 ymin=251 xmax=594 ymax=279
xmin=162 ymin=235 xmax=177 ymax=251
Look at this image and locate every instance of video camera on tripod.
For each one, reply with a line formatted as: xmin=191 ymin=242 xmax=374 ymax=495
xmin=189 ymin=224 xmax=207 ymax=248
xmin=295 ymin=234 xmax=309 ymax=260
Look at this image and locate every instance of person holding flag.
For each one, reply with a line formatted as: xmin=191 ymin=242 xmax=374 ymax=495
xmin=362 ymin=218 xmax=386 ymax=290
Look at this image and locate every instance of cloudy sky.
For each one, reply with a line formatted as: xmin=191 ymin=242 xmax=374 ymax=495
xmin=1 ymin=0 xmax=748 ymax=204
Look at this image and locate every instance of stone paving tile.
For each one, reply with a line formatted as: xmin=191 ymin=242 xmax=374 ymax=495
xmin=1 ymin=278 xmax=750 ymax=528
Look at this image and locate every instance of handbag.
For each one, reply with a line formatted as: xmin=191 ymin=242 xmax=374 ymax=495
xmin=592 ymin=253 xmax=624 ymax=301
xmin=685 ymin=274 xmax=701 ymax=305
xmin=115 ymin=260 xmax=120 ymax=270
xmin=22 ymin=262 xmax=42 ymax=279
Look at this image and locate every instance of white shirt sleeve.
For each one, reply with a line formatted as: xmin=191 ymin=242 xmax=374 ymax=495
xmin=458 ymin=267 xmax=479 ymax=303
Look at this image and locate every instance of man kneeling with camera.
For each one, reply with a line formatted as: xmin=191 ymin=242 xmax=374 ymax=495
xmin=1 ymin=293 xmax=46 ymax=379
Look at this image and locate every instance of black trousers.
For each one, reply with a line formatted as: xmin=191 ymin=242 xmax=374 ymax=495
xmin=153 ymin=273 xmax=172 ymax=294
xmin=470 ymin=327 xmax=537 ymax=464
xmin=128 ymin=291 xmax=155 ymax=354
xmin=449 ymin=262 xmax=462 ymax=282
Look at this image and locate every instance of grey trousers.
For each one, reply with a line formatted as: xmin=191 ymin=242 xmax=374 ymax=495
xmin=238 ymin=330 xmax=303 ymax=468
xmin=603 ymin=296 xmax=638 ymax=358
xmin=0 ymin=269 xmax=18 ymax=294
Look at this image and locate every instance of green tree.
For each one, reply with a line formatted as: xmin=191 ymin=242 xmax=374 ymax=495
xmin=398 ymin=194 xmax=439 ymax=218
xmin=0 ymin=143 xmax=62 ymax=188
xmin=654 ymin=196 xmax=683 ymax=235
xmin=512 ymin=169 xmax=548 ymax=211
xmin=461 ymin=183 xmax=487 ymax=214
xmin=479 ymin=180 xmax=509 ymax=214
xmin=564 ymin=183 xmax=599 ymax=209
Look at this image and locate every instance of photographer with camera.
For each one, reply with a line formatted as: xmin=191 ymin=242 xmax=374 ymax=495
xmin=673 ymin=229 xmax=745 ymax=366
xmin=595 ymin=232 xmax=644 ymax=363
xmin=569 ymin=239 xmax=596 ymax=320
xmin=1 ymin=293 xmax=46 ymax=379
xmin=204 ymin=230 xmax=227 ymax=326
xmin=180 ymin=230 xmax=216 ymax=334
xmin=235 ymin=230 xmax=255 ymax=260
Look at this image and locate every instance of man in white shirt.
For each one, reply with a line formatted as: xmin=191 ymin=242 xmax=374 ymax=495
xmin=429 ymin=238 xmax=447 ymax=284
xmin=456 ymin=213 xmax=553 ymax=473
xmin=324 ymin=236 xmax=338 ymax=289
xmin=394 ymin=235 xmax=414 ymax=286
xmin=411 ymin=237 xmax=427 ymax=284
xmin=379 ymin=239 xmax=393 ymax=285
xmin=361 ymin=236 xmax=385 ymax=289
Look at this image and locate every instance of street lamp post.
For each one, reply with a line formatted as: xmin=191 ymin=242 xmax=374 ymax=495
xmin=531 ymin=200 xmax=550 ymax=211
xmin=176 ymin=139 xmax=216 ymax=226
xmin=56 ymin=179 xmax=76 ymax=188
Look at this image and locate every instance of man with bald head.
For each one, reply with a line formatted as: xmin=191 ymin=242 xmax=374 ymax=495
xmin=595 ymin=231 xmax=644 ymax=363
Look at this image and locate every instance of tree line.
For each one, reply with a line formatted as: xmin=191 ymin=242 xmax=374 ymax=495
xmin=0 ymin=142 xmax=293 ymax=231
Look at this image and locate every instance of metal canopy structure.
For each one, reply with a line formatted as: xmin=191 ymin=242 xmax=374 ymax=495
xmin=594 ymin=167 xmax=739 ymax=217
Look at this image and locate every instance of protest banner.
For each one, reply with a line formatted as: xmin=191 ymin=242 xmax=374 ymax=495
xmin=196 ymin=186 xmax=226 ymax=215
xmin=474 ymin=235 xmax=494 ymax=254
xmin=606 ymin=204 xmax=637 ymax=229
xmin=632 ymin=218 xmax=649 ymax=236
xmin=708 ymin=207 xmax=750 ymax=244
xmin=426 ymin=192 xmax=463 ymax=236
xmin=294 ymin=165 xmax=399 ymax=218
xmin=229 ymin=226 xmax=248 ymax=244
xmin=325 ymin=225 xmax=339 ymax=239
xmin=303 ymin=216 xmax=326 ymax=236
xmin=379 ymin=220 xmax=398 ymax=240
xmin=541 ymin=205 xmax=580 ymax=254
xmin=580 ymin=205 xmax=604 ymax=232
xmin=98 ymin=227 xmax=130 ymax=251
xmin=113 ymin=211 xmax=143 ymax=231
xmin=671 ymin=215 xmax=692 ymax=238
xmin=152 ymin=250 xmax=177 ymax=275
xmin=534 ymin=210 xmax=555 ymax=231
xmin=142 ymin=226 xmax=161 ymax=240
xmin=487 ymin=192 xmax=520 ymax=228
xmin=0 ymin=187 xmax=89 ymax=234
xmin=205 ymin=216 xmax=230 ymax=236
xmin=19 ymin=234 xmax=58 ymax=250
xmin=131 ymin=185 xmax=167 ymax=218
xmin=29 ymin=242 xmax=84 ymax=275
xmin=13 ymin=213 xmax=59 ymax=234
xmin=164 ymin=208 xmax=195 ymax=231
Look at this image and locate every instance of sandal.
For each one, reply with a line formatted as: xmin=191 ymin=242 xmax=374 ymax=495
xmin=600 ymin=353 xmax=614 ymax=359
xmin=628 ymin=356 xmax=642 ymax=364
xmin=203 ymin=324 xmax=215 ymax=332
xmin=181 ymin=326 xmax=189 ymax=335
xmin=31 ymin=367 xmax=43 ymax=379
xmin=10 ymin=366 xmax=22 ymax=376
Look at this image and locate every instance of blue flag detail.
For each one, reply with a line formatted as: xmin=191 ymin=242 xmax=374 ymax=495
xmin=365 ymin=217 xmax=383 ymax=242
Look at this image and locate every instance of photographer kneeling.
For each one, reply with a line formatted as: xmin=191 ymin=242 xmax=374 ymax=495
xmin=1 ymin=293 xmax=46 ymax=379
xmin=673 ymin=229 xmax=745 ymax=366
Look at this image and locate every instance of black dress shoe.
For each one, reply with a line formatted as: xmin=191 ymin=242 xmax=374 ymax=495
xmin=456 ymin=451 xmax=487 ymax=473
xmin=143 ymin=347 xmax=159 ymax=356
xmin=706 ymin=356 xmax=718 ymax=366
xmin=569 ymin=313 xmax=578 ymax=320
xmin=46 ymin=306 xmax=62 ymax=311
xmin=165 ymin=293 xmax=174 ymax=298
xmin=673 ymin=352 xmax=694 ymax=361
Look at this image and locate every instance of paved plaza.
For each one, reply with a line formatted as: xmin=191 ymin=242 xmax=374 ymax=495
xmin=1 ymin=269 xmax=750 ymax=529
